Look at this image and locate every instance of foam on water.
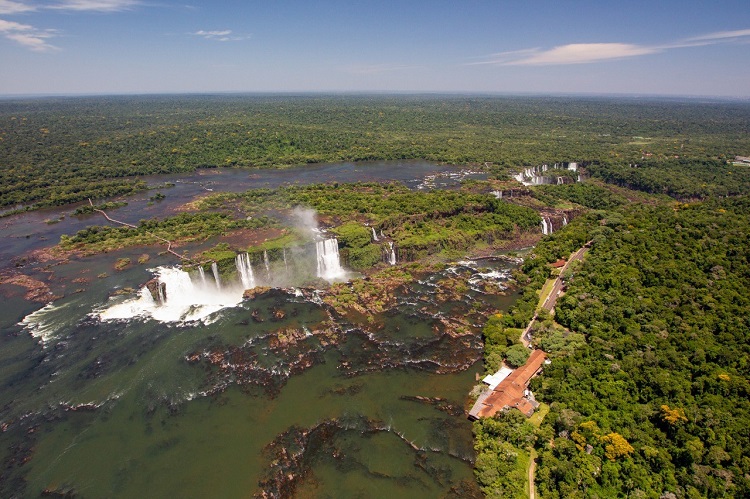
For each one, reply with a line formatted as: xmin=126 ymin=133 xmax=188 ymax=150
xmin=98 ymin=266 xmax=245 ymax=324
xmin=19 ymin=302 xmax=70 ymax=345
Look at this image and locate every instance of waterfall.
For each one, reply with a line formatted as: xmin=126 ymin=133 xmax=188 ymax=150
xmin=198 ymin=266 xmax=207 ymax=287
xmin=316 ymin=238 xmax=345 ymax=280
xmin=263 ymin=250 xmax=271 ymax=281
xmin=557 ymin=176 xmax=564 ymax=185
xmin=371 ymin=227 xmax=379 ymax=242
xmin=568 ymin=162 xmax=578 ymax=171
xmin=388 ymin=242 xmax=397 ymax=266
xmin=211 ymin=262 xmax=221 ymax=290
xmin=563 ymin=215 xmax=568 ymax=226
xmin=99 ymin=266 xmax=245 ymax=324
xmin=541 ymin=218 xmax=550 ymax=236
xmin=235 ymin=253 xmax=256 ymax=290
xmin=491 ymin=190 xmax=502 ymax=199
xmin=547 ymin=217 xmax=553 ymax=234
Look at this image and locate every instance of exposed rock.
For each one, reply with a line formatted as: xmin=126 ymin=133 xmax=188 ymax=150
xmin=243 ymin=286 xmax=271 ymax=300
xmin=0 ymin=272 xmax=60 ymax=303
xmin=145 ymin=279 xmax=166 ymax=303
xmin=269 ymin=328 xmax=306 ymax=349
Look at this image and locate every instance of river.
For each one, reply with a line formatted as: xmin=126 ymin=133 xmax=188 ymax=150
xmin=0 ymin=161 xmax=516 ymax=497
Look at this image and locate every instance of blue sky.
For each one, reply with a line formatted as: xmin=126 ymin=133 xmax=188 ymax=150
xmin=1 ymin=0 xmax=749 ymax=97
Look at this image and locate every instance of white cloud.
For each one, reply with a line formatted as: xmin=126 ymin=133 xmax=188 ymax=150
xmin=476 ymin=43 xmax=658 ymax=66
xmin=472 ymin=28 xmax=750 ymax=67
xmin=687 ymin=28 xmax=750 ymax=42
xmin=0 ymin=0 xmax=35 ymax=15
xmin=192 ymin=29 xmax=249 ymax=42
xmin=0 ymin=18 xmax=30 ymax=30
xmin=0 ymin=17 xmax=58 ymax=51
xmin=48 ymin=0 xmax=140 ymax=12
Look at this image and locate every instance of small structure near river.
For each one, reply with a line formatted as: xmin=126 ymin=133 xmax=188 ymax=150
xmin=469 ymin=349 xmax=548 ymax=419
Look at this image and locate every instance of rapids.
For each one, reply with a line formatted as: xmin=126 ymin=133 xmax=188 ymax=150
xmin=0 ymin=162 xmax=525 ymax=497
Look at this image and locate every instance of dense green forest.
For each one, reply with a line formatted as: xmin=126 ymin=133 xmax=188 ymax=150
xmin=588 ymin=158 xmax=750 ymax=199
xmin=474 ymin=179 xmax=750 ymax=497
xmin=535 ymin=198 xmax=750 ymax=498
xmin=3 ymin=94 xmax=750 ymax=212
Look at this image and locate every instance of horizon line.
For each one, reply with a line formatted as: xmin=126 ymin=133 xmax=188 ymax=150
xmin=1 ymin=90 xmax=749 ymax=102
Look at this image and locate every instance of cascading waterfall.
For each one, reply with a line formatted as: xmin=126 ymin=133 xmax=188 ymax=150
xmin=211 ymin=262 xmax=222 ymax=290
xmin=235 ymin=253 xmax=256 ymax=290
xmin=563 ymin=215 xmax=568 ymax=226
xmin=371 ymin=227 xmax=379 ymax=242
xmin=316 ymin=238 xmax=345 ymax=280
xmin=515 ymin=162 xmax=584 ymax=187
xmin=541 ymin=218 xmax=550 ymax=236
xmin=388 ymin=242 xmax=397 ymax=265
xmin=198 ymin=266 xmax=207 ymax=287
xmin=263 ymin=250 xmax=271 ymax=281
xmin=99 ymin=266 xmax=245 ymax=323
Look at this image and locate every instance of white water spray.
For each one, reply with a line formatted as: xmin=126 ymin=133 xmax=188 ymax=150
xmin=211 ymin=262 xmax=221 ymax=290
xmin=263 ymin=250 xmax=271 ymax=281
xmin=99 ymin=266 xmax=245 ymax=324
xmin=316 ymin=238 xmax=346 ymax=280
xmin=541 ymin=218 xmax=551 ymax=236
xmin=235 ymin=253 xmax=256 ymax=289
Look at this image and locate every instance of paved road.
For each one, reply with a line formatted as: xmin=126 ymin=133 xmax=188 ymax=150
xmin=541 ymin=244 xmax=589 ymax=313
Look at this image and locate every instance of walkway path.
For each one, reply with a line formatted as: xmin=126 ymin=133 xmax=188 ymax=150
xmin=89 ymin=199 xmax=194 ymax=263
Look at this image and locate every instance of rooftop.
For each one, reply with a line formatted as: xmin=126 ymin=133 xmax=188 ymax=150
xmin=469 ymin=349 xmax=547 ymax=419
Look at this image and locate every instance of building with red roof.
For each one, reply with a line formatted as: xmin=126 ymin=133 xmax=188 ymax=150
xmin=469 ymin=349 xmax=548 ymax=420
